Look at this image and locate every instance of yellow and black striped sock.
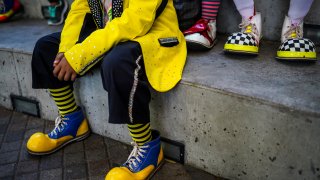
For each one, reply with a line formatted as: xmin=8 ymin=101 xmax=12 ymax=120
xmin=49 ymin=85 xmax=78 ymax=116
xmin=128 ymin=123 xmax=152 ymax=146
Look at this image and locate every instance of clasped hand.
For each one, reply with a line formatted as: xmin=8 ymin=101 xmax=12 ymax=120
xmin=53 ymin=53 xmax=77 ymax=81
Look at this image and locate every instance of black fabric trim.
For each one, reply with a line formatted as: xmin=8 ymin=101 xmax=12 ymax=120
xmin=156 ymin=0 xmax=168 ymax=19
xmin=87 ymin=0 xmax=104 ymax=28
xmin=76 ymin=13 xmax=97 ymax=44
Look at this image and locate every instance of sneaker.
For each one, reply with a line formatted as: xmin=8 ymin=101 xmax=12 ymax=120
xmin=184 ymin=18 xmax=217 ymax=50
xmin=27 ymin=109 xmax=90 ymax=155
xmin=105 ymin=130 xmax=164 ymax=180
xmin=276 ymin=16 xmax=317 ymax=61
xmin=41 ymin=0 xmax=68 ymax=26
xmin=224 ymin=12 xmax=262 ymax=55
xmin=0 ymin=0 xmax=23 ymax=23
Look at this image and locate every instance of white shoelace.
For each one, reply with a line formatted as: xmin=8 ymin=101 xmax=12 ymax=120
xmin=50 ymin=116 xmax=68 ymax=136
xmin=239 ymin=19 xmax=260 ymax=44
xmin=125 ymin=142 xmax=149 ymax=171
xmin=283 ymin=24 xmax=303 ymax=40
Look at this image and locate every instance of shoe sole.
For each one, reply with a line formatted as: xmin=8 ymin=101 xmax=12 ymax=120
xmin=27 ymin=130 xmax=91 ymax=156
xmin=275 ymin=56 xmax=317 ymax=62
xmin=224 ymin=49 xmax=259 ymax=56
xmin=146 ymin=158 xmax=166 ymax=180
xmin=186 ymin=39 xmax=218 ymax=51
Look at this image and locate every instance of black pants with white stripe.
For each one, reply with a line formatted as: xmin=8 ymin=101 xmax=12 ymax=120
xmin=31 ymin=15 xmax=151 ymax=124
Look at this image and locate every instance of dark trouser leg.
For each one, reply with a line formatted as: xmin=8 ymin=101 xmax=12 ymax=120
xmin=32 ymin=32 xmax=73 ymax=89
xmin=100 ymin=41 xmax=151 ymax=125
xmin=31 ymin=14 xmax=96 ymax=116
xmin=32 ymin=13 xmax=96 ymax=89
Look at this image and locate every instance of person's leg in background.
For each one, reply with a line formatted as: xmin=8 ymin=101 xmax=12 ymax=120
xmin=288 ymin=0 xmax=314 ymax=26
xmin=100 ymin=42 xmax=163 ymax=180
xmin=0 ymin=0 xmax=23 ymax=22
xmin=184 ymin=0 xmax=221 ymax=50
xmin=233 ymin=0 xmax=254 ymax=20
xmin=277 ymin=0 xmax=317 ymax=60
xmin=224 ymin=0 xmax=262 ymax=55
xmin=42 ymin=0 xmax=69 ymax=25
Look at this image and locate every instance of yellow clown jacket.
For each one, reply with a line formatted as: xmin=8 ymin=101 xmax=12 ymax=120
xmin=59 ymin=0 xmax=187 ymax=92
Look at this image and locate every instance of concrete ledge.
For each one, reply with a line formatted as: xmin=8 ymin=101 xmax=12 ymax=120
xmin=1 ymin=19 xmax=320 ymax=179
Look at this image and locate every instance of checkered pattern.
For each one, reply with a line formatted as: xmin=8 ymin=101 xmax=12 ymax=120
xmin=226 ymin=32 xmax=257 ymax=46
xmin=279 ymin=38 xmax=316 ymax=52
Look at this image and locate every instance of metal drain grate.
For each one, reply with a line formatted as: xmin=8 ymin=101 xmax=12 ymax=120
xmin=11 ymin=95 xmax=40 ymax=117
xmin=161 ymin=137 xmax=185 ymax=164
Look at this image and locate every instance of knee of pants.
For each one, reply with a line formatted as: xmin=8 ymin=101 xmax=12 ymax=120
xmin=32 ymin=37 xmax=51 ymax=65
xmin=32 ymin=36 xmax=49 ymax=67
xmin=34 ymin=36 xmax=50 ymax=55
xmin=100 ymin=55 xmax=130 ymax=88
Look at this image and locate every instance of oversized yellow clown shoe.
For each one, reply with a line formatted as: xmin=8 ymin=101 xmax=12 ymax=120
xmin=224 ymin=13 xmax=262 ymax=55
xmin=27 ymin=109 xmax=90 ymax=155
xmin=106 ymin=130 xmax=164 ymax=180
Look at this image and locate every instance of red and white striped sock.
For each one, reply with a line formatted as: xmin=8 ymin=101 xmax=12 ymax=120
xmin=201 ymin=0 xmax=221 ymax=21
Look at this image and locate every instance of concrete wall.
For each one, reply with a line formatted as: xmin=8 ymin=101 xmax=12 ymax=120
xmin=1 ymin=50 xmax=320 ymax=180
xmin=0 ymin=50 xmax=59 ymax=120
xmin=19 ymin=0 xmax=320 ymax=41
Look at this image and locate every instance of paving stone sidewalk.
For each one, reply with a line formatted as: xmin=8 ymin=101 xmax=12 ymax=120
xmin=0 ymin=108 xmax=224 ymax=180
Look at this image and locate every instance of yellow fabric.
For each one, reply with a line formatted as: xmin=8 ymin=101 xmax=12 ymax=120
xmin=49 ymin=85 xmax=71 ymax=92
xmin=50 ymin=86 xmax=78 ymax=116
xmin=128 ymin=123 xmax=152 ymax=145
xmin=59 ymin=0 xmax=92 ymax=53
xmin=55 ymin=96 xmax=74 ymax=106
xmin=52 ymin=91 xmax=73 ymax=101
xmin=59 ymin=102 xmax=78 ymax=115
xmin=127 ymin=123 xmax=144 ymax=128
xmin=128 ymin=124 xmax=149 ymax=133
xmin=277 ymin=51 xmax=317 ymax=59
xmin=50 ymin=89 xmax=72 ymax=97
xmin=59 ymin=0 xmax=187 ymax=92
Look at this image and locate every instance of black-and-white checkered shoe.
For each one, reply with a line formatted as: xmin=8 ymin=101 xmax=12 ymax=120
xmin=277 ymin=16 xmax=317 ymax=61
xmin=224 ymin=13 xmax=261 ymax=55
xmin=224 ymin=32 xmax=259 ymax=54
xmin=276 ymin=38 xmax=317 ymax=61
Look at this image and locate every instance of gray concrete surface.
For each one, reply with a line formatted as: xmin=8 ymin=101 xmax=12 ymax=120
xmin=18 ymin=0 xmax=320 ymax=41
xmin=1 ymin=19 xmax=320 ymax=180
xmin=0 ymin=108 xmax=220 ymax=180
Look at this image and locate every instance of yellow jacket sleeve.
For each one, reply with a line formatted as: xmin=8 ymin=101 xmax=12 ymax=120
xmin=59 ymin=0 xmax=91 ymax=53
xmin=64 ymin=0 xmax=162 ymax=74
